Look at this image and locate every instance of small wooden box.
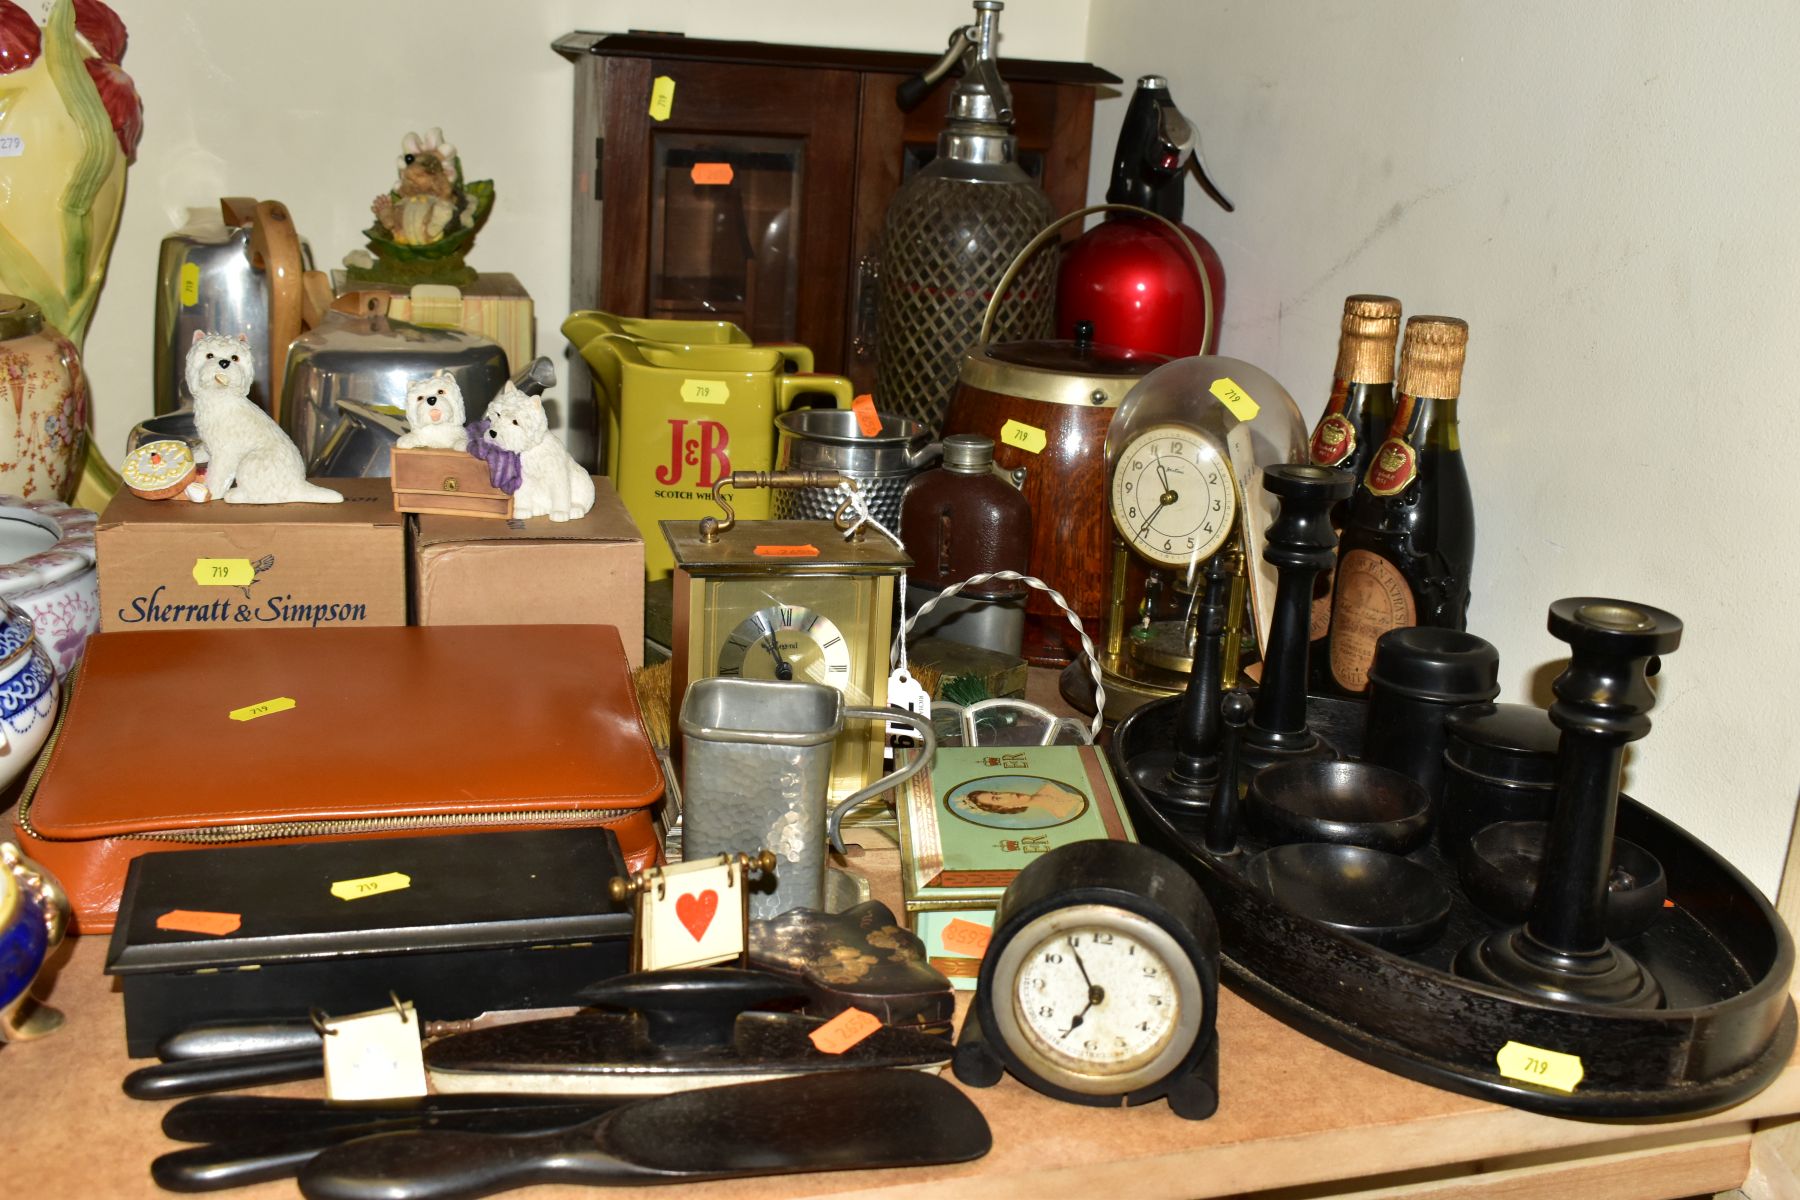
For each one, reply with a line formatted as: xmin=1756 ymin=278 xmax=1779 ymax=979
xmin=390 ymin=447 xmax=513 ymax=519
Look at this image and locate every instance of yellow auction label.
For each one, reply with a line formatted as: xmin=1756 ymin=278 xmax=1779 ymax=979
xmin=1496 ymin=1041 xmax=1583 ymax=1093
xmin=330 ymin=871 xmax=412 ymax=902
xmin=680 ymin=378 xmax=729 ymax=405
xmin=1210 ymin=377 xmax=1260 ymax=421
xmin=194 ymin=557 xmax=255 ymax=587
xmin=998 ymin=419 xmax=1047 ymax=455
xmin=230 ymin=696 xmax=296 ymax=723
xmin=648 ymin=75 xmax=676 ymax=121
xmin=180 ymin=262 xmax=201 ymax=307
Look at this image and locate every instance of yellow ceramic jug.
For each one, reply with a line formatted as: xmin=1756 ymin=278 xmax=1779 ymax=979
xmin=562 ymin=310 xmax=811 ymax=481
xmin=594 ymin=336 xmax=854 ymax=579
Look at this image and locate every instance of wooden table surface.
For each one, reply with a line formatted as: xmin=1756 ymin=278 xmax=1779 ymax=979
xmin=6 ymin=675 xmax=1792 ymax=1198
xmin=6 ymin=846 xmax=1795 ymax=1200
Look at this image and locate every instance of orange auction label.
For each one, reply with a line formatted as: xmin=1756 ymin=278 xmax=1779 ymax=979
xmin=1329 ymin=549 xmax=1416 ymax=692
xmin=157 ymin=909 xmax=242 ymax=937
xmin=850 ymin=394 xmax=882 ymax=437
xmin=690 ymin=162 xmax=733 ymax=186
xmin=754 ymin=544 xmax=820 ymax=558
xmin=940 ymin=918 xmax=992 ymax=958
xmin=809 ymin=1007 xmax=883 ymax=1054
xmin=1363 ymin=437 xmax=1418 ymax=496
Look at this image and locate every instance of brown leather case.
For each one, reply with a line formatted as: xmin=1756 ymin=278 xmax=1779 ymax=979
xmin=13 ymin=624 xmax=663 ymax=934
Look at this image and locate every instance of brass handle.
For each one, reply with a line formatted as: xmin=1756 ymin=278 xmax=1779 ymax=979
xmin=608 ymin=851 xmax=776 ymax=903
xmin=698 ymin=470 xmax=862 ymax=542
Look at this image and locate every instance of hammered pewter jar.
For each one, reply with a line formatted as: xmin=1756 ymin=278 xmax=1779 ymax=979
xmin=0 ymin=297 xmax=87 ymax=502
xmin=771 ymin=409 xmax=939 ymax=530
xmin=679 ymin=678 xmax=933 ymax=920
xmin=872 ymin=1 xmax=1054 ymax=437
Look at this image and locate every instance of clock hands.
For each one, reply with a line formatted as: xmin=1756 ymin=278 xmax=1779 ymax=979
xmin=1136 ymin=457 xmax=1185 ymax=540
xmin=1058 ymin=941 xmax=1107 ymax=1039
xmin=755 ymin=613 xmax=794 ymax=681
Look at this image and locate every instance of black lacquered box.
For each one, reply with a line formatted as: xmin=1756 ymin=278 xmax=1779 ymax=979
xmin=105 ymin=828 xmax=634 ymax=1057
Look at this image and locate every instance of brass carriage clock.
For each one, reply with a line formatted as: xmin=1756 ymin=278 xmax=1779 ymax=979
xmin=666 ymin=471 xmax=910 ymax=807
xmin=1092 ymin=357 xmax=1310 ymax=721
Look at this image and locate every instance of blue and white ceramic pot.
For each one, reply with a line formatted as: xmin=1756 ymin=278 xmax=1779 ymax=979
xmin=0 ymin=600 xmax=55 ymax=793
xmin=0 ymin=496 xmax=96 ymax=678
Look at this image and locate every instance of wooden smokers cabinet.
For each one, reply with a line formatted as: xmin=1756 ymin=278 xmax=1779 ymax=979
xmin=555 ymin=31 xmax=1118 ymax=455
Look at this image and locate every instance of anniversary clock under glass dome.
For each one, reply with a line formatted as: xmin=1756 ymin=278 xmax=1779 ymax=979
xmin=1086 ymin=356 xmax=1309 ymax=720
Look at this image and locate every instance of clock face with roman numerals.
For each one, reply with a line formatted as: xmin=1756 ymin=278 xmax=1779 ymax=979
xmin=713 ymin=604 xmax=853 ymax=687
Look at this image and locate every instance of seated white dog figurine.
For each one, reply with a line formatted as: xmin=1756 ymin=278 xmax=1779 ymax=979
xmin=396 ymin=370 xmax=469 ymax=451
xmin=481 ymin=382 xmax=594 ymax=522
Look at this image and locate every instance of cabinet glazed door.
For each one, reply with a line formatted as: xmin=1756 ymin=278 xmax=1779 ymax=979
xmin=597 ymin=60 xmax=858 ymax=367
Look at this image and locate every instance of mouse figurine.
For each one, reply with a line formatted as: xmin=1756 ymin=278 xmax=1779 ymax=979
xmin=186 ymin=332 xmax=341 ymax=505
xmin=395 ymin=370 xmax=469 ymax=451
xmin=479 ymin=382 xmax=593 ymax=521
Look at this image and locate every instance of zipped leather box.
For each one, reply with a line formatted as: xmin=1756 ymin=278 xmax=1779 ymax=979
xmin=104 ymin=828 xmax=633 ymax=1057
xmin=12 ymin=623 xmax=663 ymax=934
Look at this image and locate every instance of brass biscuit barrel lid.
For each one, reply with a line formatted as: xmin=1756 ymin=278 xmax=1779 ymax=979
xmin=961 ymin=324 xmax=1169 ymax=409
xmin=1397 ymin=315 xmax=1468 ymax=400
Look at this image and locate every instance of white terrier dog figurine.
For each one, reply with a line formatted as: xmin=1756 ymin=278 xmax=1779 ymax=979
xmin=479 ymin=383 xmax=593 ymax=521
xmin=395 ymin=370 xmax=470 ymax=451
xmin=187 ymin=331 xmax=342 ymax=505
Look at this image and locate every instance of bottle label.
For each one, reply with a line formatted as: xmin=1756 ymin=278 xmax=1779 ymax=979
xmin=1311 ymin=413 xmax=1356 ymax=467
xmin=1309 ymin=588 xmax=1333 ymax=642
xmin=1310 ymin=380 xmax=1355 ymax=466
xmin=1364 ymin=437 xmax=1418 ymax=496
xmin=1328 ymin=549 xmax=1416 ymax=692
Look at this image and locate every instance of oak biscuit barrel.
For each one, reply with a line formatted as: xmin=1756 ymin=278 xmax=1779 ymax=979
xmin=943 ymin=330 xmax=1167 ymax=665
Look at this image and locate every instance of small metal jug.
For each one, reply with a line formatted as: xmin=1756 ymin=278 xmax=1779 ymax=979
xmin=772 ymin=409 xmax=940 ymax=530
xmin=680 ymin=677 xmax=934 ymax=919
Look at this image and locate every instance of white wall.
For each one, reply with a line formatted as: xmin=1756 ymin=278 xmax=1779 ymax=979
xmin=87 ymin=0 xmax=1092 ymax=459
xmin=1085 ymin=0 xmax=1800 ymax=893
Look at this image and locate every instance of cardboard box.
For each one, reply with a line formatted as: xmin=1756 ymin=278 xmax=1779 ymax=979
xmin=98 ymin=477 xmax=405 ymax=632
xmin=411 ymin=476 xmax=644 ymax=666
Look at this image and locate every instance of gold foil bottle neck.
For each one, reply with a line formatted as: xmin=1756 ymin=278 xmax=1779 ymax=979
xmin=1397 ymin=315 xmax=1468 ymax=401
xmin=1334 ymin=295 xmax=1401 ymax=385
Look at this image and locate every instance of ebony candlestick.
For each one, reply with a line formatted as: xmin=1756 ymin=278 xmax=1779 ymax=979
xmin=1454 ymin=598 xmax=1682 ymax=1009
xmin=1238 ymin=464 xmax=1355 ymax=772
xmin=1203 ymin=689 xmax=1255 ymax=856
xmin=1156 ymin=552 xmax=1237 ymax=807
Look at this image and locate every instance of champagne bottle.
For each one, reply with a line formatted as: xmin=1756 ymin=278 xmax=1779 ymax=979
xmin=1307 ymin=295 xmax=1401 ymax=690
xmin=1326 ymin=315 xmax=1474 ymax=695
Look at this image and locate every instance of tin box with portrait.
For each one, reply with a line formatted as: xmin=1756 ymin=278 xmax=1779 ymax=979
xmin=897 ymin=744 xmax=1137 ymax=917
